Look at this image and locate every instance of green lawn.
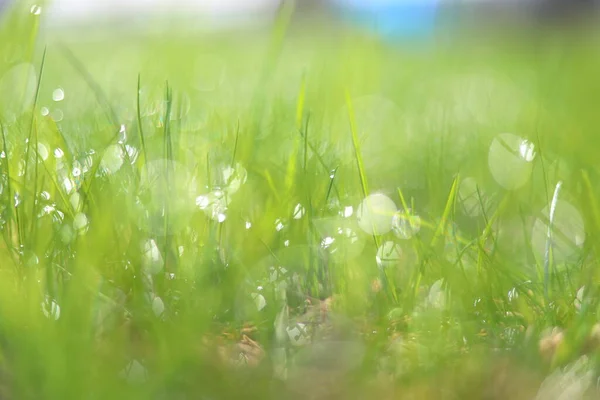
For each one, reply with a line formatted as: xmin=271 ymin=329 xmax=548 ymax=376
xmin=1 ymin=3 xmax=600 ymax=399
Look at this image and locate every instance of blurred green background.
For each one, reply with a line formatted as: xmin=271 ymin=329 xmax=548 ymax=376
xmin=0 ymin=1 xmax=600 ymax=399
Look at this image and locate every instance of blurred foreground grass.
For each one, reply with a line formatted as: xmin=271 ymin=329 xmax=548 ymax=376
xmin=1 ymin=2 xmax=600 ymax=399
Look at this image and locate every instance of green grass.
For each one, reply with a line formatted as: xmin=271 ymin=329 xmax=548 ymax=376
xmin=1 ymin=2 xmax=600 ymax=399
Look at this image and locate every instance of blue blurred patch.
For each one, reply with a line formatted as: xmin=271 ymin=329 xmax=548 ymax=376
xmin=331 ymin=0 xmax=441 ymax=41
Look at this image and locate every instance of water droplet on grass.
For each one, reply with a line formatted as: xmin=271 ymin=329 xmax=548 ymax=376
xmin=341 ymin=206 xmax=353 ymax=218
xmin=531 ymin=199 xmax=585 ymax=267
xmin=392 ymin=209 xmax=421 ymax=239
xmin=575 ymin=286 xmax=585 ymax=311
xmin=41 ymin=297 xmax=60 ymax=320
xmin=196 ymin=195 xmax=210 ymax=209
xmin=376 ymin=241 xmax=402 ymax=269
xmin=356 ymin=193 xmax=397 ymax=235
xmin=40 ymin=107 xmax=49 ymax=116
xmin=152 ymin=296 xmax=165 ymax=317
xmin=54 ymin=148 xmax=64 ymax=158
xmin=100 ymin=144 xmax=124 ymax=175
xmin=275 ymin=219 xmax=285 ymax=232
xmin=488 ymin=133 xmax=535 ymax=190
xmin=62 ymin=177 xmax=74 ymax=194
xmin=36 ymin=143 xmax=49 ymax=161
xmin=142 ymin=239 xmax=163 ymax=275
xmin=52 ymin=88 xmax=64 ymax=102
xmin=118 ymin=124 xmax=127 ymax=143
xmin=51 ymin=109 xmax=63 ymax=122
xmin=251 ymin=293 xmax=267 ymax=311
xmin=73 ymin=212 xmax=88 ymax=234
xmin=70 ymin=192 xmax=81 ymax=211
xmin=30 ymin=5 xmax=42 ymax=15
xmin=125 ymin=145 xmax=138 ymax=163
xmin=216 ymin=212 xmax=227 ymax=223
xmin=245 ymin=221 xmax=252 ymax=229
xmin=314 ymin=217 xmax=366 ymax=260
xmin=428 ymin=280 xmax=446 ymax=309
xmin=321 ymin=236 xmax=335 ymax=249
xmin=222 ymin=163 xmax=247 ymax=194
xmin=293 ymin=203 xmax=305 ymax=220
xmin=508 ymin=287 xmax=519 ymax=302
xmin=519 ymin=139 xmax=536 ymax=162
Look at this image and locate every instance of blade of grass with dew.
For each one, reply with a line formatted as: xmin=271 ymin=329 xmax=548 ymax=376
xmin=544 ymin=181 xmax=563 ymax=302
xmin=162 ymin=82 xmax=173 ymax=276
xmin=0 ymin=121 xmax=23 ymax=253
xmin=136 ymin=74 xmax=149 ymax=171
xmin=431 ymin=175 xmax=460 ymax=247
xmin=346 ymin=90 xmax=399 ymax=302
xmin=230 ymin=122 xmax=240 ymax=168
xmin=24 ymin=47 xmax=46 ymax=242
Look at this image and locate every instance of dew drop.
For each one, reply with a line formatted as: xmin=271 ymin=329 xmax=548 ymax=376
xmin=341 ymin=206 xmax=353 ymax=218
xmin=73 ymin=212 xmax=89 ymax=233
xmin=428 ymin=280 xmax=446 ymax=309
xmin=391 ymin=210 xmax=421 ymax=240
xmin=36 ymin=142 xmax=49 ymax=161
xmin=52 ymin=88 xmax=65 ymax=102
xmin=376 ymin=241 xmax=402 ymax=269
xmin=356 ymin=193 xmax=397 ymax=235
xmin=100 ymin=144 xmax=124 ymax=175
xmin=275 ymin=219 xmax=285 ymax=232
xmin=125 ymin=145 xmax=138 ymax=163
xmin=196 ymin=195 xmax=210 ymax=209
xmin=30 ymin=5 xmax=42 ymax=15
xmin=321 ymin=236 xmax=335 ymax=249
xmin=488 ymin=133 xmax=535 ymax=190
xmin=41 ymin=298 xmax=60 ymax=320
xmin=575 ymin=286 xmax=585 ymax=311
xmin=142 ymin=239 xmax=163 ymax=275
xmin=222 ymin=163 xmax=247 ymax=194
xmin=293 ymin=203 xmax=305 ymax=220
xmin=251 ymin=293 xmax=267 ymax=312
xmin=152 ymin=296 xmax=165 ymax=317
xmin=70 ymin=192 xmax=81 ymax=212
xmin=62 ymin=177 xmax=74 ymax=194
xmin=51 ymin=109 xmax=63 ymax=122
xmin=531 ymin=199 xmax=585 ymax=266
xmin=118 ymin=124 xmax=127 ymax=143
